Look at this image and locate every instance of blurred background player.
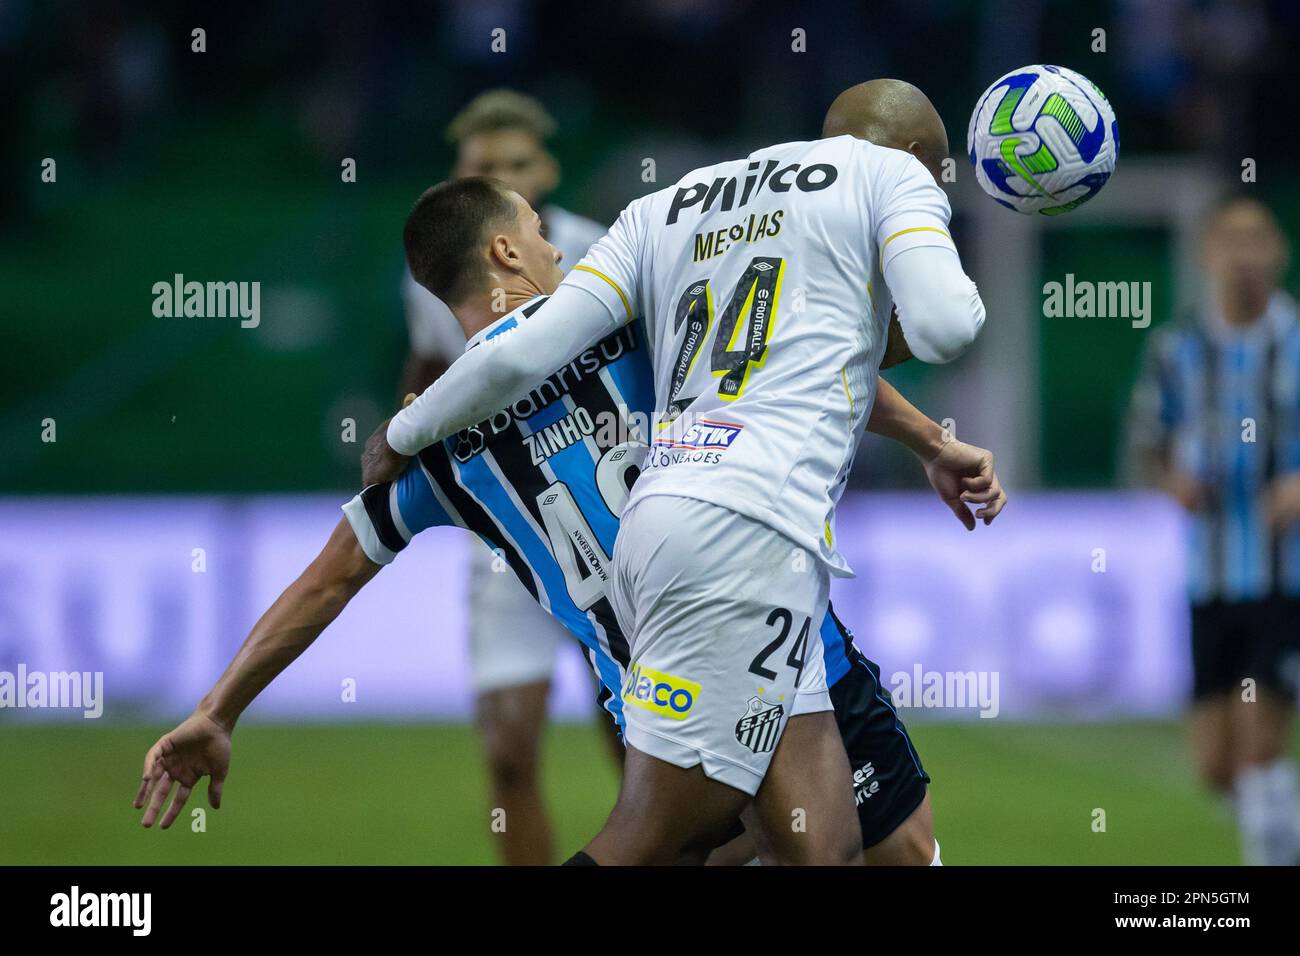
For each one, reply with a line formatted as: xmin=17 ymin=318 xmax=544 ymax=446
xmin=398 ymin=90 xmax=606 ymax=865
xmin=1127 ymin=196 xmax=1300 ymax=865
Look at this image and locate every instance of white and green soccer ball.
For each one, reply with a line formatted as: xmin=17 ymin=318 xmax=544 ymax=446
xmin=967 ymin=64 xmax=1119 ymax=215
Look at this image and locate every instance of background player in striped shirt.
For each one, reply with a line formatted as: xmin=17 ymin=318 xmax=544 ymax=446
xmin=399 ymin=90 xmax=607 ymax=866
xmin=134 ymin=176 xmax=1005 ymax=865
xmin=1126 ymin=196 xmax=1300 ymax=865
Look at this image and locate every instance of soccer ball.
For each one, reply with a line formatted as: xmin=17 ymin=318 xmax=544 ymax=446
xmin=967 ymin=64 xmax=1119 ymax=215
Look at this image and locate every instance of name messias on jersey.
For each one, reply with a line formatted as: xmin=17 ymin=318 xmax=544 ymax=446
xmin=456 ymin=323 xmax=638 ymax=465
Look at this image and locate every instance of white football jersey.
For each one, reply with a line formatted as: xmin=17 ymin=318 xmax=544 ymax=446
xmin=564 ymin=135 xmax=958 ymax=576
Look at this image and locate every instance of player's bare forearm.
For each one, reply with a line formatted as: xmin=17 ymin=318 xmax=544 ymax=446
xmin=868 ymin=378 xmax=1007 ymax=528
xmin=136 ymin=518 xmax=381 ymax=828
xmin=867 ymin=377 xmax=946 ymax=460
xmin=198 ymin=518 xmax=379 ymax=729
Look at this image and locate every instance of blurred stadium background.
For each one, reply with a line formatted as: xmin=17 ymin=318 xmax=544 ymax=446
xmin=3 ymin=0 xmax=1299 ymax=864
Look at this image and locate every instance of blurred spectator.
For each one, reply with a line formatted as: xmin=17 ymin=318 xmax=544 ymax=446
xmin=1126 ymin=196 xmax=1300 ymax=866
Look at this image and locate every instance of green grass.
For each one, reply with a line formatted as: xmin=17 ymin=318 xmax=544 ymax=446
xmin=0 ymin=720 xmax=1260 ymax=865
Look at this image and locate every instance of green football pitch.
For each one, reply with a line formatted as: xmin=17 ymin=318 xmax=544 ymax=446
xmin=0 ymin=720 xmax=1265 ymax=865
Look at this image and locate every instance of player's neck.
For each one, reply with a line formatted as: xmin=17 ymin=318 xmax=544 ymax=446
xmin=1218 ymin=287 xmax=1272 ymax=328
xmin=453 ymin=287 xmax=544 ymax=340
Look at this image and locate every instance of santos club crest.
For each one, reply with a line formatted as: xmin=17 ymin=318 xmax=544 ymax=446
xmin=735 ymin=696 xmax=784 ymax=754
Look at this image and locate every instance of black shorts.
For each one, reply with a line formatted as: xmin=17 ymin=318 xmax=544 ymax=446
xmin=1190 ymin=596 xmax=1300 ymax=701
xmin=831 ymin=645 xmax=931 ymax=848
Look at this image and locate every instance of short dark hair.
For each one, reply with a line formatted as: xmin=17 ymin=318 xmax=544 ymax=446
xmin=404 ymin=177 xmax=518 ymax=304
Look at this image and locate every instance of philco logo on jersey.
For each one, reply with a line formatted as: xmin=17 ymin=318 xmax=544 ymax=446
xmin=735 ymin=696 xmax=785 ymax=754
xmin=622 ymin=664 xmax=699 ymax=720
xmin=666 ymin=158 xmax=838 ymax=225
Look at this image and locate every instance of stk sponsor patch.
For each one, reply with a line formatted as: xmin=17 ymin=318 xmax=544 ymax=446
xmin=653 ymin=418 xmax=743 ymax=451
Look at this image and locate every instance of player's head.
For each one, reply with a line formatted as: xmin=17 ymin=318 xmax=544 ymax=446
xmin=822 ymin=79 xmax=949 ymax=183
xmin=447 ymin=90 xmax=560 ymax=208
xmin=1201 ymin=196 xmax=1289 ymax=309
xmin=405 ymin=177 xmax=564 ymax=310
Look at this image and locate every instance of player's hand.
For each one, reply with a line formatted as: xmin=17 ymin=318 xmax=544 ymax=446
xmin=1162 ymin=470 xmax=1208 ymax=514
xmin=361 ymin=415 xmax=411 ymax=487
xmin=922 ymin=438 xmax=1006 ymax=530
xmin=134 ymin=711 xmax=232 ymax=829
xmin=1264 ymin=473 xmax=1300 ymax=529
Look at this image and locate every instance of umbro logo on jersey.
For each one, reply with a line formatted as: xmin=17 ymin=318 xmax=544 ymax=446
xmin=666 ymin=159 xmax=839 ymax=224
xmin=735 ymin=696 xmax=784 ymax=754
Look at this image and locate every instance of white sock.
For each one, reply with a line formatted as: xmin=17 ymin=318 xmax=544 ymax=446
xmin=1235 ymin=758 xmax=1300 ymax=866
xmin=929 ymin=839 xmax=942 ymax=866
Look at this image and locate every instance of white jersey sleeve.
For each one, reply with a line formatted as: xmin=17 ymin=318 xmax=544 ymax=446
xmin=873 ymin=151 xmax=956 ymax=267
xmin=872 ymin=151 xmax=984 ymax=364
xmin=386 ymin=281 xmax=619 ymax=455
xmin=885 ymin=245 xmax=985 ymax=364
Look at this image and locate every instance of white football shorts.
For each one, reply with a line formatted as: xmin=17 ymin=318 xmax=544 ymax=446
xmin=610 ymin=494 xmax=832 ymax=795
xmin=466 ymin=543 xmax=570 ymax=693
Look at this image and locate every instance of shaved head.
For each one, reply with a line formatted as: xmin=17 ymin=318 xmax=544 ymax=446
xmin=822 ymin=79 xmax=949 ymax=182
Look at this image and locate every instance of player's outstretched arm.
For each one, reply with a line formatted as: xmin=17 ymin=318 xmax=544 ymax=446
xmin=134 ymin=518 xmax=380 ymax=829
xmin=868 ymin=378 xmax=1006 ymax=529
xmin=867 ymin=377 xmax=946 ymax=458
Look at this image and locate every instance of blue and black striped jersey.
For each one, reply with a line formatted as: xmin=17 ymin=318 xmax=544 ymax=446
xmin=1127 ymin=294 xmax=1300 ymax=602
xmin=345 ymin=295 xmax=860 ymax=727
